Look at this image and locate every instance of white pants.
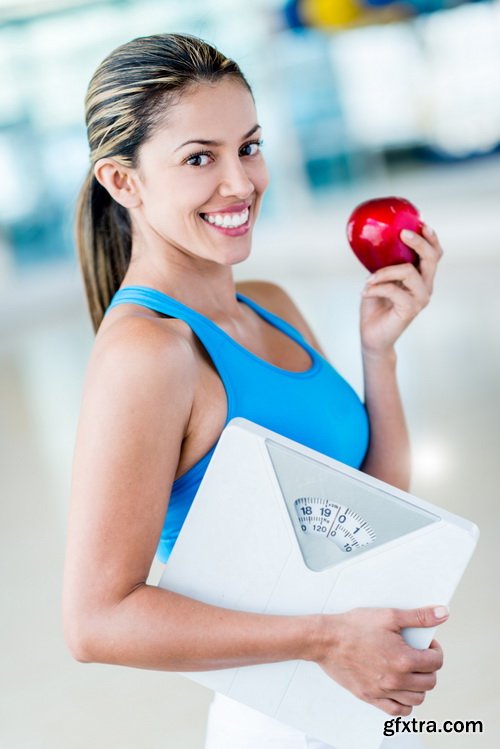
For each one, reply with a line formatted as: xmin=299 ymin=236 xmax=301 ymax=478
xmin=204 ymin=693 xmax=426 ymax=749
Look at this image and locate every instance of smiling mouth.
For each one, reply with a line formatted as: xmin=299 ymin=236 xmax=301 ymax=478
xmin=199 ymin=206 xmax=250 ymax=229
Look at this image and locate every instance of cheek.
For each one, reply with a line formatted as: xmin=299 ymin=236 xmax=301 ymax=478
xmin=150 ymin=177 xmax=205 ymax=221
xmin=173 ymin=172 xmax=215 ymax=209
xmin=255 ymin=161 xmax=270 ymax=194
xmin=259 ymin=160 xmax=269 ymax=192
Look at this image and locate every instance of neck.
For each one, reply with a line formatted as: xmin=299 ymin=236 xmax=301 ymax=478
xmin=121 ymin=242 xmax=243 ymax=320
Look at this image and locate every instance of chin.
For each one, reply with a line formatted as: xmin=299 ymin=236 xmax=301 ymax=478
xmin=210 ymin=235 xmax=253 ymax=267
xmin=231 ymin=239 xmax=254 ymax=265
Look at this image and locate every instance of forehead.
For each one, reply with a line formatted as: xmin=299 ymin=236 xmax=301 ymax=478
xmin=153 ymin=78 xmax=257 ymax=144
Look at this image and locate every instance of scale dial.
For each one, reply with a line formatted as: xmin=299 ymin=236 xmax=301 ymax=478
xmin=294 ymin=496 xmax=375 ymax=553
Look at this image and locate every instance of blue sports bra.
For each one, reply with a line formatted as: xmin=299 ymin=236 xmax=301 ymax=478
xmin=106 ymin=285 xmax=369 ymax=563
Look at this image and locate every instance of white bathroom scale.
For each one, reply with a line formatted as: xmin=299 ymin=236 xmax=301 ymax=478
xmin=158 ymin=418 xmax=479 ymax=749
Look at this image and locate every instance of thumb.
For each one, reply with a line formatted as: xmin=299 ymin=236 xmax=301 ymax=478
xmin=394 ymin=605 xmax=449 ymax=630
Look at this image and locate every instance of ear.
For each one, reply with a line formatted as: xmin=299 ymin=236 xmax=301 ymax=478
xmin=93 ymin=158 xmax=142 ymax=209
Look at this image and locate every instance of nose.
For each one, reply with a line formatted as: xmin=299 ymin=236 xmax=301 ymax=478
xmin=217 ymin=155 xmax=255 ymax=200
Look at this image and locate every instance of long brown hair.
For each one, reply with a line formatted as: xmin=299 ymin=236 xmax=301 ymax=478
xmin=75 ymin=33 xmax=252 ymax=332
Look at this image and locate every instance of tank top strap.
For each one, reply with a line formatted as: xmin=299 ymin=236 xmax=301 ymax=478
xmin=105 ymin=285 xmax=237 ymax=419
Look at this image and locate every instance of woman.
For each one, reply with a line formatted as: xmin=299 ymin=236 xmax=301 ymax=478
xmin=62 ymin=33 xmax=446 ymax=748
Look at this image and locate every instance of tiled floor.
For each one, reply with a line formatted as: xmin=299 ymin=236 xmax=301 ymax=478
xmin=1 ymin=158 xmax=499 ymax=747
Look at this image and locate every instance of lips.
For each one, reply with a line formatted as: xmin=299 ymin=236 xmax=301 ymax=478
xmin=201 ymin=202 xmax=251 ymax=215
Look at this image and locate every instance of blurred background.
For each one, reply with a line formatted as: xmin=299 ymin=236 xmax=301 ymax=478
xmin=1 ymin=0 xmax=499 ymax=747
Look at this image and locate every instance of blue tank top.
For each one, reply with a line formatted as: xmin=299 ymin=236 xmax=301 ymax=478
xmin=106 ymin=285 xmax=369 ymax=563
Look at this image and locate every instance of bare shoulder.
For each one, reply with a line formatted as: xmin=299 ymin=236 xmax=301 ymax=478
xmin=236 ymin=279 xmax=327 ymax=356
xmin=87 ymin=309 xmax=196 ymax=426
xmin=95 ymin=306 xmax=195 ymax=368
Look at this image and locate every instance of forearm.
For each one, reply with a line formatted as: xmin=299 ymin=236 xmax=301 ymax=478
xmin=65 ymin=565 xmax=447 ymax=715
xmin=68 ymin=583 xmax=322 ymax=671
xmin=360 ymin=348 xmax=411 ymax=490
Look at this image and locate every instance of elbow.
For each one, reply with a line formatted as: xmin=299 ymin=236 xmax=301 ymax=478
xmin=62 ymin=569 xmax=125 ymax=664
xmin=62 ymin=599 xmax=109 ymax=664
xmin=68 ymin=643 xmax=94 ymax=665
xmin=63 ymin=615 xmax=98 ymax=664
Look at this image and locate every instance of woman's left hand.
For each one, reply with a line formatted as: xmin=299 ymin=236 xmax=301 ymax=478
xmin=360 ymin=224 xmax=444 ymax=356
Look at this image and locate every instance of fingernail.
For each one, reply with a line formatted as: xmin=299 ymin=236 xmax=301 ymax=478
xmin=425 ymin=225 xmax=435 ymax=236
xmin=433 ymin=606 xmax=449 ymax=619
xmin=401 ymin=229 xmax=414 ymax=240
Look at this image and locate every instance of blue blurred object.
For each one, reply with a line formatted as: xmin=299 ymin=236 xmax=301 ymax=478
xmin=283 ymin=0 xmax=306 ymax=29
xmin=363 ymin=0 xmax=401 ymax=6
xmin=275 ymin=30 xmax=364 ymax=191
xmin=8 ymin=203 xmax=71 ymax=266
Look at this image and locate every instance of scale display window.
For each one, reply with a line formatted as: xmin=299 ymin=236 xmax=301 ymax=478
xmin=266 ymin=439 xmax=440 ymax=572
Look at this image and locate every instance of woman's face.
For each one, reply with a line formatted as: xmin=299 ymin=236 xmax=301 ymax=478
xmin=132 ymin=77 xmax=269 ymax=266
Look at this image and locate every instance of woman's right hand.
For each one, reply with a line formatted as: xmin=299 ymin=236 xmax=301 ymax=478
xmin=313 ymin=606 xmax=449 ymax=715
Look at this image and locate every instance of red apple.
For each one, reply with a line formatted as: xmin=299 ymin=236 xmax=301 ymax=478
xmin=346 ymin=196 xmax=424 ymax=273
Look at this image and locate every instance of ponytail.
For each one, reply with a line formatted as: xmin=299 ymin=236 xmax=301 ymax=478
xmin=75 ymin=169 xmax=131 ymax=332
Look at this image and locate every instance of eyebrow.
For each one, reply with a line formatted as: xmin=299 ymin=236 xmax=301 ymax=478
xmin=175 ymin=124 xmax=261 ymax=152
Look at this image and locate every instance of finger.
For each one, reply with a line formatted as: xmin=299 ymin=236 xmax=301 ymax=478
xmin=400 ymin=226 xmax=443 ymax=291
xmin=365 ymin=264 xmax=429 ymax=305
xmin=393 ymin=605 xmax=449 ymax=630
xmin=387 ymin=690 xmax=426 ymax=708
xmin=395 ymin=644 xmax=444 ymax=675
xmin=405 ymin=671 xmax=438 ymax=692
xmin=402 ymin=225 xmax=443 ymax=263
xmin=370 ymin=698 xmax=413 ymax=717
xmin=382 ymin=670 xmax=437 ymax=693
xmin=422 ymin=223 xmax=444 ymax=257
xmin=362 ymin=282 xmax=421 ymax=317
xmin=366 ymin=263 xmax=419 ymax=287
xmin=412 ymin=650 xmax=443 ymax=674
xmin=428 ymin=639 xmax=444 ymax=661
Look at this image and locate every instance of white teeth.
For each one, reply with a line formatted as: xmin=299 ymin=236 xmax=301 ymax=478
xmin=202 ymin=208 xmax=249 ymax=228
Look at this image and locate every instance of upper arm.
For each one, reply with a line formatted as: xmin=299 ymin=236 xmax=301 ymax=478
xmin=63 ymin=316 xmax=195 ymax=631
xmin=236 ymin=280 xmax=329 ymax=358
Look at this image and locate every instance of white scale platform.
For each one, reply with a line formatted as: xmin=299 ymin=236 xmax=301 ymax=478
xmin=159 ymin=418 xmax=479 ymax=749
